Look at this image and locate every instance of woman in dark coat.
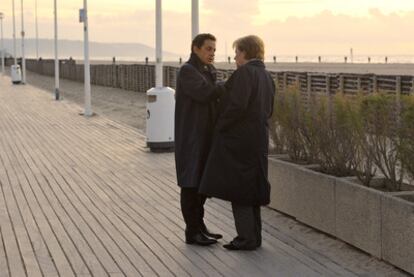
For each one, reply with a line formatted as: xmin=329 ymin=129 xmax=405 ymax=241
xmin=199 ymin=35 xmax=275 ymax=250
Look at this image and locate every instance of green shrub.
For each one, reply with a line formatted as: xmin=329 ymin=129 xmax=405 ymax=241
xmin=313 ymin=94 xmax=360 ymax=177
xmin=272 ymin=86 xmax=310 ymax=162
xmin=400 ymin=96 xmax=414 ymax=183
xmin=269 ymin=86 xmax=410 ymax=189
xmin=359 ymin=94 xmax=404 ymax=191
xmin=269 ymin=87 xmax=287 ymax=154
xmin=353 ymin=94 xmax=377 ymax=186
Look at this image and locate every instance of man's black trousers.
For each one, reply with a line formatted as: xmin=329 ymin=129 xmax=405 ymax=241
xmin=180 ymin=188 xmax=206 ymax=236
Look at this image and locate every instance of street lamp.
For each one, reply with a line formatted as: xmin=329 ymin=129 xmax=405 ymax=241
xmin=54 ymin=0 xmax=59 ymax=100
xmin=0 ymin=12 xmax=5 ymax=75
xmin=11 ymin=0 xmax=22 ymax=84
xmin=35 ymin=0 xmax=39 ymax=59
xmin=145 ymin=0 xmax=175 ymax=152
xmin=191 ymin=0 xmax=199 ymax=39
xmin=155 ymin=0 xmax=162 ymax=88
xmin=79 ymin=0 xmax=92 ymax=116
xmin=12 ymin=0 xmax=16 ymax=66
xmin=20 ymin=0 xmax=26 ymax=84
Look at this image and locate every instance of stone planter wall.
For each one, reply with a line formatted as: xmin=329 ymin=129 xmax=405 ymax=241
xmin=335 ymin=178 xmax=383 ymax=258
xmin=381 ymin=192 xmax=414 ymax=275
xmin=268 ymin=156 xmax=414 ymax=275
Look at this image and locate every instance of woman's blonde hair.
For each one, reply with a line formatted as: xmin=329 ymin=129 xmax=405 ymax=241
xmin=233 ymin=35 xmax=265 ymax=60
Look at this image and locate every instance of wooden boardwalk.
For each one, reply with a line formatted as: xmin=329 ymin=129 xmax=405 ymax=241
xmin=0 ymin=75 xmax=407 ymax=277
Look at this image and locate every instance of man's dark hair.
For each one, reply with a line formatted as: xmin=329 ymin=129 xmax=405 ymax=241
xmin=191 ymin=33 xmax=216 ymax=53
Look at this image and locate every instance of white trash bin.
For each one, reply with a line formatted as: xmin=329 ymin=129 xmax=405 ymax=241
xmin=11 ymin=64 xmax=22 ymax=84
xmin=146 ymin=86 xmax=175 ymax=152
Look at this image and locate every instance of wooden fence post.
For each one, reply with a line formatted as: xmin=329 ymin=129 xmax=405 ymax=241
xmin=295 ymin=74 xmax=300 ymax=89
xmin=274 ymin=72 xmax=279 ymax=91
xmin=372 ymin=75 xmax=377 ymax=94
xmin=339 ymin=75 xmax=344 ymax=94
xmin=357 ymin=77 xmax=362 ymax=93
xmin=396 ymin=76 xmax=402 ymax=126
xmin=326 ymin=75 xmax=330 ymax=96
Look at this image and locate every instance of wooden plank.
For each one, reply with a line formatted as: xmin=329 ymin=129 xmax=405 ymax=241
xmin=1 ymin=106 xmax=139 ymax=277
xmin=0 ymin=226 xmax=10 ymax=277
xmin=0 ymin=118 xmax=106 ymax=277
xmin=0 ymin=139 xmax=43 ymax=277
xmin=0 ymin=136 xmax=59 ymax=277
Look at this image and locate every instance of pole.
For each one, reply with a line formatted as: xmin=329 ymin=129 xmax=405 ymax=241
xmin=83 ymin=0 xmax=92 ymax=116
xmin=54 ymin=0 xmax=59 ymax=100
xmin=20 ymin=0 xmax=26 ymax=84
xmin=12 ymin=0 xmax=17 ymax=65
xmin=35 ymin=0 xmax=39 ymax=59
xmin=350 ymin=48 xmax=353 ymax=64
xmin=0 ymin=13 xmax=4 ymax=75
xmin=191 ymin=0 xmax=199 ymax=39
xmin=155 ymin=0 xmax=162 ymax=88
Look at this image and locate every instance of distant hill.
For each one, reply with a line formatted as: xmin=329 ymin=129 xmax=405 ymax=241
xmin=1 ymin=38 xmax=181 ymax=61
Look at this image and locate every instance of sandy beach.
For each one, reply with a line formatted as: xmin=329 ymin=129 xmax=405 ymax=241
xmin=15 ymin=69 xmax=408 ymax=276
xmin=23 ymin=70 xmax=147 ymax=130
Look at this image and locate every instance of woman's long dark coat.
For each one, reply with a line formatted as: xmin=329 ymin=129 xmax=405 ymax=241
xmin=199 ymin=60 xmax=275 ymax=206
xmin=175 ymin=54 xmax=221 ymax=188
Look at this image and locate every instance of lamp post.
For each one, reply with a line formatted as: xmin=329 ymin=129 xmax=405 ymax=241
xmin=80 ymin=0 xmax=92 ymax=116
xmin=12 ymin=0 xmax=17 ymax=66
xmin=20 ymin=0 xmax=26 ymax=84
xmin=10 ymin=0 xmax=22 ymax=84
xmin=155 ymin=0 xmax=162 ymax=87
xmin=145 ymin=0 xmax=175 ymax=152
xmin=0 ymin=12 xmax=4 ymax=75
xmin=191 ymin=0 xmax=199 ymax=39
xmin=35 ymin=0 xmax=39 ymax=59
xmin=54 ymin=0 xmax=59 ymax=100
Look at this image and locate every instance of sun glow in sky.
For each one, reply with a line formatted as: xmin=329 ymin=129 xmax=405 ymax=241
xmin=1 ymin=0 xmax=414 ymax=57
xmin=257 ymin=0 xmax=414 ymax=21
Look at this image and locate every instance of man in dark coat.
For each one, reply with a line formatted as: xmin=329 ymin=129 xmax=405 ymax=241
xmin=175 ymin=33 xmax=223 ymax=246
xmin=199 ymin=35 xmax=275 ymax=250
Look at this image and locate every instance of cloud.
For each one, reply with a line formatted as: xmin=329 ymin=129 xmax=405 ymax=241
xmin=3 ymin=1 xmax=414 ymax=59
xmin=262 ymin=0 xmax=324 ymax=3
xmin=199 ymin=8 xmax=414 ymax=57
xmin=202 ymin=0 xmax=260 ymax=16
xmin=257 ymin=9 xmax=414 ymax=55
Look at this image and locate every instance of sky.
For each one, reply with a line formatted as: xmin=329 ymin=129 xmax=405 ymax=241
xmin=1 ymin=0 xmax=414 ymax=59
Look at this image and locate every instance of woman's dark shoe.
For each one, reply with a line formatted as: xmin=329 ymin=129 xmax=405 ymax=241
xmin=223 ymin=239 xmax=257 ymax=251
xmin=200 ymin=224 xmax=223 ymax=240
xmin=223 ymin=242 xmax=257 ymax=251
xmin=185 ymin=232 xmax=217 ymax=246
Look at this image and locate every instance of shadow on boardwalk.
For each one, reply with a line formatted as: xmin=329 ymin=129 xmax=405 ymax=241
xmin=0 ymin=75 xmax=408 ymax=276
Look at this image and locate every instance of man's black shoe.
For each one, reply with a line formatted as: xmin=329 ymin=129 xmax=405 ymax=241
xmin=185 ymin=233 xmax=217 ymax=246
xmin=200 ymin=224 xmax=223 ymax=240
